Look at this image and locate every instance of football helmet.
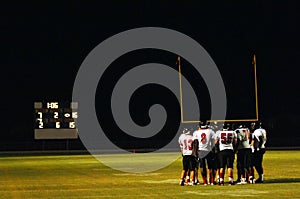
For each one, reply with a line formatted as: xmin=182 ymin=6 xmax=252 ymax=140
xmin=223 ymin=123 xmax=231 ymax=130
xmin=182 ymin=128 xmax=191 ymax=134
xmin=199 ymin=121 xmax=208 ymax=129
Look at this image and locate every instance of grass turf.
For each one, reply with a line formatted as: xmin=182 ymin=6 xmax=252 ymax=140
xmin=0 ymin=150 xmax=299 ymax=198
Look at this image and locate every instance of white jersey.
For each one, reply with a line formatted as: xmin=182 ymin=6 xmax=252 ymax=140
xmin=178 ymin=133 xmax=193 ymax=156
xmin=235 ymin=128 xmax=251 ymax=149
xmin=192 ymin=128 xmax=215 ymax=151
xmin=215 ymin=130 xmax=237 ymax=151
xmin=252 ymin=128 xmax=267 ymax=148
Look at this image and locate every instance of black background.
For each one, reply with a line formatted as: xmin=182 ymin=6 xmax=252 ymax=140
xmin=0 ymin=1 xmax=299 ymax=149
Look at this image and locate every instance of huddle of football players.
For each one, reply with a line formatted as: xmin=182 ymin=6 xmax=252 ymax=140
xmin=178 ymin=121 xmax=267 ymax=186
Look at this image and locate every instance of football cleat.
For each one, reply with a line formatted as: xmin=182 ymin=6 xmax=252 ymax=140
xmin=237 ymin=178 xmax=247 ymax=185
xmin=255 ymin=178 xmax=264 ymax=183
xmin=249 ymin=176 xmax=255 ymax=184
xmin=218 ymin=181 xmax=224 ymax=186
xmin=228 ymin=181 xmax=235 ymax=186
xmin=179 ymin=180 xmax=184 ymax=186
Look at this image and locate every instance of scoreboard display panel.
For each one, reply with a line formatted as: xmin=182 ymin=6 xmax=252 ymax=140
xmin=34 ymin=101 xmax=78 ymax=139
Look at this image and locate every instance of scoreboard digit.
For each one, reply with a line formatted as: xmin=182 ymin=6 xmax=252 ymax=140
xmin=34 ymin=101 xmax=78 ymax=139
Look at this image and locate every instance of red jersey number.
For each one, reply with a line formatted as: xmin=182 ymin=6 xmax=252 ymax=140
xmin=220 ymin=133 xmax=233 ymax=144
xmin=201 ymin=133 xmax=207 ymax=144
xmin=184 ymin=139 xmax=193 ymax=150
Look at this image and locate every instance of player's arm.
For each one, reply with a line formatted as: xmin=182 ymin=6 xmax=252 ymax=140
xmin=258 ymin=135 xmax=263 ymax=149
xmin=214 ymin=132 xmax=219 ymax=145
xmin=210 ymin=131 xmax=216 ymax=150
xmin=214 ymin=131 xmax=221 ymax=154
xmin=178 ymin=137 xmax=183 ymax=153
xmin=179 ymin=143 xmax=183 ymax=153
xmin=246 ymin=129 xmax=251 ymax=141
xmin=263 ymin=130 xmax=267 ymax=143
xmin=232 ymin=132 xmax=238 ymax=153
xmin=192 ymin=139 xmax=199 ymax=157
xmin=234 ymin=140 xmax=239 ymax=153
xmin=235 ymin=130 xmax=240 ymax=151
xmin=250 ymin=133 xmax=256 ymax=152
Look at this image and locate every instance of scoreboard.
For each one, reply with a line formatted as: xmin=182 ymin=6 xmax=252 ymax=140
xmin=34 ymin=101 xmax=78 ymax=139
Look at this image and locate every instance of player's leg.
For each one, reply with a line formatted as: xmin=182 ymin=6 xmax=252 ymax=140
xmin=194 ymin=156 xmax=200 ymax=185
xmin=236 ymin=150 xmax=242 ymax=183
xmin=249 ymin=151 xmax=256 ymax=184
xmin=189 ymin=170 xmax=195 ymax=185
xmin=226 ymin=150 xmax=235 ymax=185
xmin=238 ymin=149 xmax=248 ymax=184
xmin=255 ymin=149 xmax=265 ymax=183
xmin=213 ymin=144 xmax=220 ymax=185
xmin=244 ymin=149 xmax=252 ymax=184
xmin=238 ymin=149 xmax=250 ymax=184
xmin=244 ymin=148 xmax=252 ymax=183
xmin=214 ymin=152 xmax=220 ymax=185
xmin=217 ymin=151 xmax=225 ymax=186
xmin=192 ymin=155 xmax=199 ymax=185
xmin=180 ymin=170 xmax=186 ymax=186
xmin=179 ymin=156 xmax=187 ymax=186
xmin=185 ymin=170 xmax=191 ymax=185
xmin=187 ymin=156 xmax=196 ymax=185
xmin=199 ymin=157 xmax=208 ymax=185
xmin=216 ymin=168 xmax=220 ymax=185
xmin=207 ymin=152 xmax=215 ymax=185
xmin=228 ymin=167 xmax=234 ymax=185
xmin=253 ymin=150 xmax=261 ymax=182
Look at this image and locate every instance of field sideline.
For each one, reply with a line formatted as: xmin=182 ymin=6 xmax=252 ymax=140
xmin=0 ymin=150 xmax=300 ymax=199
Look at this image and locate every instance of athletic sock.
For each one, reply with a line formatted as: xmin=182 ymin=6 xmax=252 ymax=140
xmin=210 ymin=175 xmax=215 ymax=184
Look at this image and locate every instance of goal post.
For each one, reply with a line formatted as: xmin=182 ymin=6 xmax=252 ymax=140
xmin=178 ymin=54 xmax=259 ymax=123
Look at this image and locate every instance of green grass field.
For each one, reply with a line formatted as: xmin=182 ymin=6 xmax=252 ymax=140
xmin=0 ymin=150 xmax=300 ymax=199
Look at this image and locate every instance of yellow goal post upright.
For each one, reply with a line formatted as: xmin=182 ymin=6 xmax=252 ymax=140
xmin=177 ymin=54 xmax=259 ymax=124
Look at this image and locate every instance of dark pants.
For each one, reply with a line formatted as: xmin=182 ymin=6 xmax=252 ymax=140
xmin=183 ymin=155 xmax=197 ymax=171
xmin=218 ymin=149 xmax=234 ymax=169
xmin=250 ymin=148 xmax=265 ymax=177
xmin=237 ymin=149 xmax=251 ymax=171
xmin=199 ymin=151 xmax=215 ymax=170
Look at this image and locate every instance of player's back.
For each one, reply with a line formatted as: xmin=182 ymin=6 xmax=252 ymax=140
xmin=179 ymin=133 xmax=194 ymax=155
xmin=261 ymin=128 xmax=267 ymax=147
xmin=253 ymin=128 xmax=267 ymax=148
xmin=215 ymin=130 xmax=237 ymax=151
xmin=193 ymin=128 xmax=215 ymax=151
xmin=235 ymin=128 xmax=251 ymax=149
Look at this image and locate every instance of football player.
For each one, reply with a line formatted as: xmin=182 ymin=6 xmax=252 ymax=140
xmin=209 ymin=121 xmax=221 ymax=185
xmin=215 ymin=123 xmax=237 ymax=186
xmin=178 ymin=128 xmax=196 ymax=185
xmin=251 ymin=122 xmax=267 ymax=183
xmin=192 ymin=121 xmax=216 ymax=185
xmin=235 ymin=124 xmax=252 ymax=184
xmin=192 ymin=138 xmax=200 ymax=185
xmin=248 ymin=122 xmax=256 ymax=183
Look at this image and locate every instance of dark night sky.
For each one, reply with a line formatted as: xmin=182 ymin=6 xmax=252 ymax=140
xmin=0 ymin=1 xmax=300 ymax=147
